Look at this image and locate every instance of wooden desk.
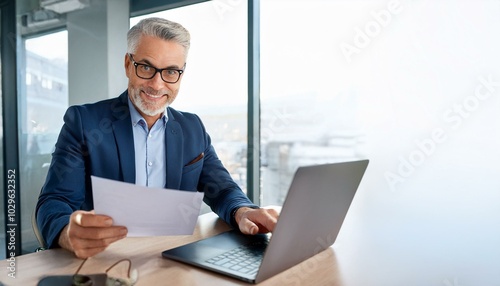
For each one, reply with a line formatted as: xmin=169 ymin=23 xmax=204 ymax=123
xmin=0 ymin=213 xmax=338 ymax=286
xmin=2 ymin=207 xmax=500 ymax=286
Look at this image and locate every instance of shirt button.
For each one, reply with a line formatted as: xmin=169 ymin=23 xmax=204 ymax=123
xmin=148 ymin=162 xmax=153 ymax=166
xmin=148 ymin=134 xmax=152 ymax=138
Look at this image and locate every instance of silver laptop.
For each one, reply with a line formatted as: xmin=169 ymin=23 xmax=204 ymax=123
xmin=162 ymin=159 xmax=369 ymax=284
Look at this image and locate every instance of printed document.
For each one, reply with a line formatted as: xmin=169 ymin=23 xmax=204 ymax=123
xmin=92 ymin=176 xmax=204 ymax=236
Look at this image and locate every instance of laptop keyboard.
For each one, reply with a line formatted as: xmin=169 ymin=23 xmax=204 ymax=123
xmin=205 ymin=240 xmax=268 ymax=276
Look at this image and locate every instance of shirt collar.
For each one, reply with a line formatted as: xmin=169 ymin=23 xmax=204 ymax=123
xmin=127 ymin=97 xmax=169 ymax=127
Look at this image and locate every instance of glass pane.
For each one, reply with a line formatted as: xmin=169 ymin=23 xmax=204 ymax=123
xmin=131 ymin=1 xmax=248 ymax=193
xmin=19 ymin=31 xmax=68 ymax=253
xmin=261 ymin=0 xmax=500 ymax=209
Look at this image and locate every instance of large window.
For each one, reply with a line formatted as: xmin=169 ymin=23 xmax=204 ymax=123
xmin=19 ymin=31 xmax=68 ymax=253
xmin=131 ymin=1 xmax=248 ymax=193
xmin=261 ymin=0 xmax=500 ymax=212
xmin=8 ymin=0 xmax=499 ymax=260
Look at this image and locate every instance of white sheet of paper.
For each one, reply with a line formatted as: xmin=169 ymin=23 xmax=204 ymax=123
xmin=91 ymin=176 xmax=204 ymax=236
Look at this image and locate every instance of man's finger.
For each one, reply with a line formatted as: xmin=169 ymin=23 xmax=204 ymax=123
xmin=247 ymin=210 xmax=278 ymax=233
xmin=259 ymin=209 xmax=279 ymax=232
xmin=70 ymin=225 xmax=128 ymax=240
xmin=71 ymin=211 xmax=113 ymax=227
xmin=239 ymin=218 xmax=259 ymax=235
xmin=70 ymin=232 xmax=127 ymax=250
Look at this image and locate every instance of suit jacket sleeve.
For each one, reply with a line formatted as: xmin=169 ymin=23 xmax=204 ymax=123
xmin=36 ymin=105 xmax=89 ymax=248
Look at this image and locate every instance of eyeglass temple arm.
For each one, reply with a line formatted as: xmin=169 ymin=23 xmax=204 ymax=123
xmin=74 ymin=258 xmax=89 ymax=276
xmin=105 ymin=258 xmax=133 ymax=278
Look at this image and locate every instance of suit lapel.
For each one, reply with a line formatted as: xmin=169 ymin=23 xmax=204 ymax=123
xmin=165 ymin=108 xmax=183 ymax=189
xmin=112 ymin=92 xmax=135 ymax=184
xmin=110 ymin=93 xmax=184 ymax=187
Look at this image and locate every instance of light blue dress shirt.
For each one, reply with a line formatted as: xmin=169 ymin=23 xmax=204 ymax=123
xmin=128 ymin=98 xmax=168 ymax=187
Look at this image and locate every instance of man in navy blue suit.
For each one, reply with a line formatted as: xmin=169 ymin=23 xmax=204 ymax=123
xmin=36 ymin=17 xmax=278 ymax=259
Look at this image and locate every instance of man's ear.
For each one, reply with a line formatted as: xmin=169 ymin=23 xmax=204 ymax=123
xmin=124 ymin=53 xmax=131 ymax=79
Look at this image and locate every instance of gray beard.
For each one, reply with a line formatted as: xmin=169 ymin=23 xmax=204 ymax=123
xmin=131 ymin=88 xmax=168 ymax=116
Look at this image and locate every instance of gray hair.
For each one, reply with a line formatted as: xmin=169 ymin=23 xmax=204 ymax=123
xmin=127 ymin=17 xmax=190 ymax=57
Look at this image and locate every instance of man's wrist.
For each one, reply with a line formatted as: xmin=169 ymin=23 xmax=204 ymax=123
xmin=58 ymin=225 xmax=72 ymax=251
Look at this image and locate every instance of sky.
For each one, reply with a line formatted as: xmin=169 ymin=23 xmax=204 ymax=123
xmin=25 ymin=30 xmax=68 ymax=60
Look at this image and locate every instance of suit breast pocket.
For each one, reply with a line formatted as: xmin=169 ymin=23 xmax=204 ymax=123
xmin=180 ymin=158 xmax=204 ymax=191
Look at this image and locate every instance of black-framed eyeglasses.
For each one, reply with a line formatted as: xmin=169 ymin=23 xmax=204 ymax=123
xmin=128 ymin=53 xmax=184 ymax=84
xmin=72 ymin=258 xmax=138 ymax=286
